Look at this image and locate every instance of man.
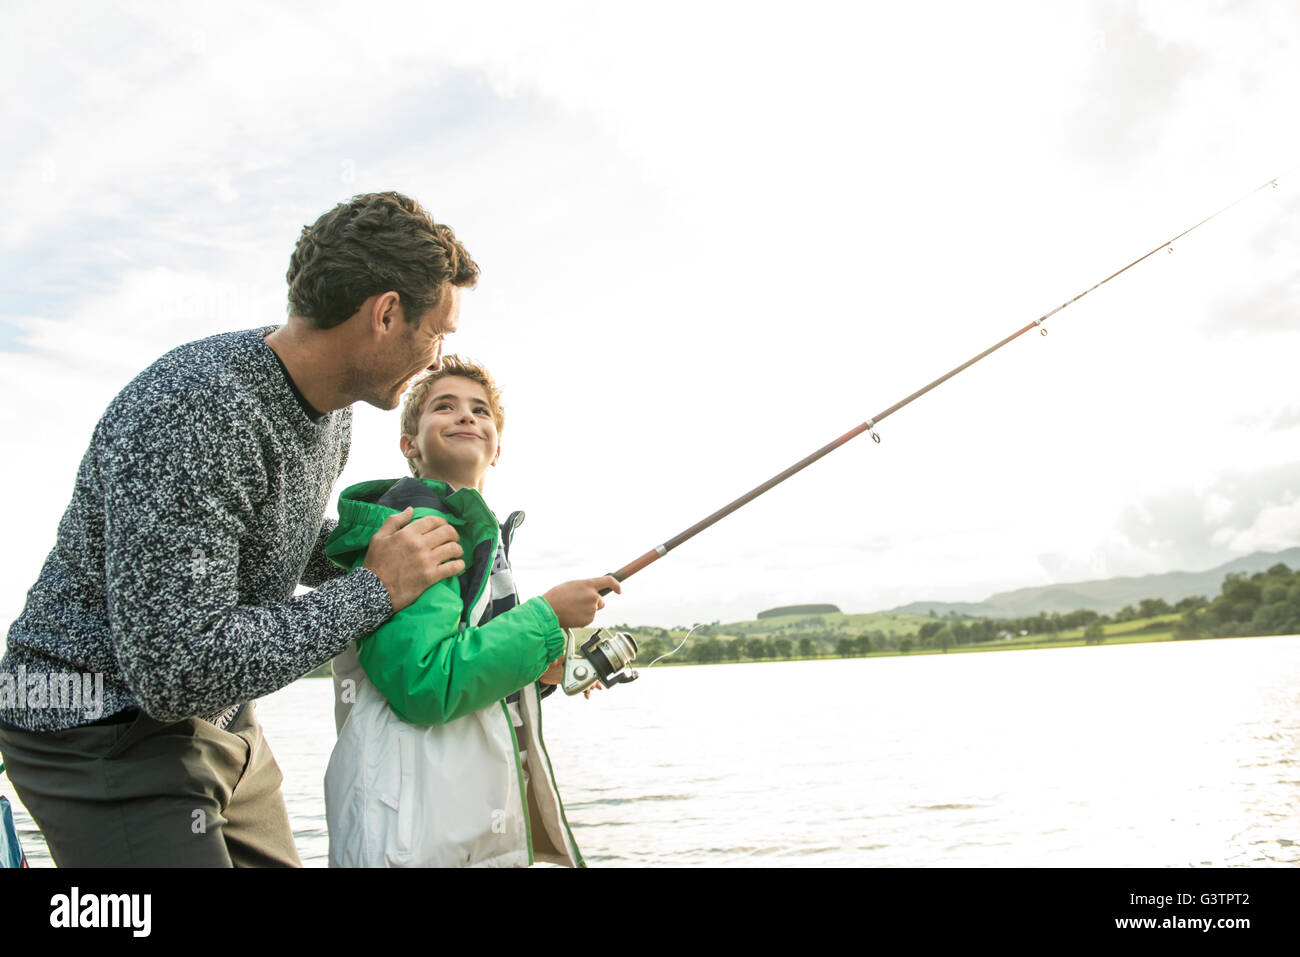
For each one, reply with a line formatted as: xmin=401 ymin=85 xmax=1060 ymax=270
xmin=0 ymin=191 xmax=474 ymax=866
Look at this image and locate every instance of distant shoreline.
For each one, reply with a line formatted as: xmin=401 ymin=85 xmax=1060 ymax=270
xmin=301 ymin=627 xmax=1286 ymax=679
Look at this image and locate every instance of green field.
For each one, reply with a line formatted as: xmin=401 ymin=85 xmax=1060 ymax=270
xmin=719 ymin=609 xmax=936 ymax=636
xmin=606 ymin=610 xmax=1206 ymax=666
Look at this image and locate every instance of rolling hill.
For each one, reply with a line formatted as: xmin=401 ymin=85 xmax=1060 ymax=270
xmin=884 ymin=547 xmax=1300 ymax=618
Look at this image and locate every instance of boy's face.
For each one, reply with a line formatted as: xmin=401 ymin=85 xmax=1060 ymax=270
xmin=402 ymin=375 xmax=501 ymax=488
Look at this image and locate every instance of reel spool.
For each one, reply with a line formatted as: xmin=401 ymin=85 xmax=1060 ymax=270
xmin=561 ymin=627 xmax=639 ymax=696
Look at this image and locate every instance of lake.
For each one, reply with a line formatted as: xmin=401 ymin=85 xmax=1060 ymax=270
xmin=4 ymin=635 xmax=1298 ymax=867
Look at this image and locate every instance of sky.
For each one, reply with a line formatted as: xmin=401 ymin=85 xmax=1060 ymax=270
xmin=1 ymin=0 xmax=1299 ymax=631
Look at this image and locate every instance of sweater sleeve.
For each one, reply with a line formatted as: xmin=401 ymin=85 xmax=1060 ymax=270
xmin=98 ymin=393 xmax=394 ymax=721
xmin=300 ymin=517 xmax=347 ymax=588
xmin=356 ymin=576 xmax=567 ymax=726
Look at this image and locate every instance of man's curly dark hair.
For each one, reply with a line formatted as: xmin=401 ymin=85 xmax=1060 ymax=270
xmin=286 ymin=192 xmax=479 ymax=329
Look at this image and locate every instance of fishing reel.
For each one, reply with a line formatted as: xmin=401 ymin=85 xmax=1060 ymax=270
xmin=561 ymin=627 xmax=639 ymax=696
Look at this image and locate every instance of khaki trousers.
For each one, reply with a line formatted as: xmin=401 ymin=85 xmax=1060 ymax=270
xmin=0 ymin=702 xmax=301 ymax=867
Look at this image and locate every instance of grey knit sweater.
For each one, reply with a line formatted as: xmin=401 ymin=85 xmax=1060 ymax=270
xmin=0 ymin=326 xmax=394 ymax=731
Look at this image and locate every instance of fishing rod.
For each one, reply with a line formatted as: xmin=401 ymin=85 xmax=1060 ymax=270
xmin=561 ymin=173 xmax=1284 ymax=694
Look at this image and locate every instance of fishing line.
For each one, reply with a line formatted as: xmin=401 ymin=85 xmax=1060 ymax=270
xmin=646 ymin=624 xmax=699 ymax=667
xmin=597 ymin=171 xmax=1291 ymax=596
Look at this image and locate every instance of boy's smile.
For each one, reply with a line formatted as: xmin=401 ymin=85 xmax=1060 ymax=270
xmin=401 ymin=374 xmax=501 ymax=491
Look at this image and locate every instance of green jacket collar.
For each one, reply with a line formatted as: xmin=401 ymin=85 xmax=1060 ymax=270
xmin=325 ymin=478 xmax=500 ymax=572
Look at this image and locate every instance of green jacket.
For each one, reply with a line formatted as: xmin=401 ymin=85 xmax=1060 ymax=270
xmin=324 ymin=478 xmax=567 ymax=726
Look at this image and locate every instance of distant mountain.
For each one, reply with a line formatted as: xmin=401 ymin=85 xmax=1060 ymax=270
xmin=885 ymin=547 xmax=1300 ymax=618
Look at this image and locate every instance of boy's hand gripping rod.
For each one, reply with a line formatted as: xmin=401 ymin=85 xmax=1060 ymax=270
xmin=597 ymin=173 xmax=1284 ymax=596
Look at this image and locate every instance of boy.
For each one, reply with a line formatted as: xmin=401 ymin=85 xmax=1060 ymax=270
xmin=324 ymin=356 xmax=618 ymax=867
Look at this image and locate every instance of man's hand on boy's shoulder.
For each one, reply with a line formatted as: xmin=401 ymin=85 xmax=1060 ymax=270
xmin=363 ymin=507 xmax=465 ymax=612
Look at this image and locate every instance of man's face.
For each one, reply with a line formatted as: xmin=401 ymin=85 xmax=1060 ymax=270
xmin=404 ymin=375 xmax=501 ymax=486
xmin=366 ymin=285 xmax=462 ymax=411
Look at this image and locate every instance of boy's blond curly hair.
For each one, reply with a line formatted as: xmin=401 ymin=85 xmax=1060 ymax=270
xmin=400 ymin=355 xmax=505 ymax=477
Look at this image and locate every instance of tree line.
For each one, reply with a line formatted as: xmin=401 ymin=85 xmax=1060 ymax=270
xmin=609 ymin=565 xmax=1300 ymax=665
xmin=1172 ymin=563 xmax=1300 ymax=638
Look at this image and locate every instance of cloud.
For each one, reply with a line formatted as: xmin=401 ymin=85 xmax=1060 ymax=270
xmin=1070 ymin=2 xmax=1205 ymax=163
xmin=1220 ymin=498 xmax=1300 ymax=554
xmin=1200 ymin=188 xmax=1300 ymax=335
xmin=1205 ymin=267 xmax=1300 ymax=334
xmin=1114 ymin=462 xmax=1300 ymax=572
xmin=0 ymin=3 xmax=514 ymax=252
xmin=4 ymin=1 xmax=1300 ymax=630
